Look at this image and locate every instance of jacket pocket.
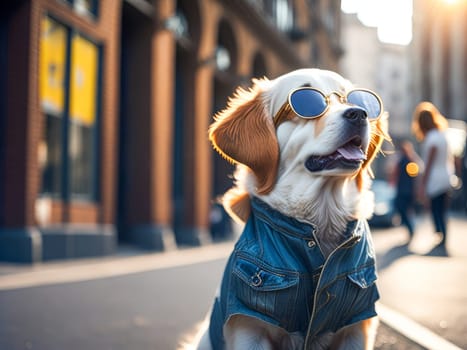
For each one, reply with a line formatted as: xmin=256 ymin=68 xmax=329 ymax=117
xmin=347 ymin=265 xmax=377 ymax=289
xmin=341 ymin=265 xmax=379 ymax=326
xmin=231 ymin=255 xmax=301 ymax=330
xmin=312 ymin=266 xmax=379 ymax=334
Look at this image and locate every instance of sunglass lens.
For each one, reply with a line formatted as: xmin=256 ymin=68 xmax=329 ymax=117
xmin=289 ymin=89 xmax=327 ymax=118
xmin=347 ymin=90 xmax=381 ymax=119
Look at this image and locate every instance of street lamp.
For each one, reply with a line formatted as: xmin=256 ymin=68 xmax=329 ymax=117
xmin=199 ymin=45 xmax=231 ymax=72
xmin=163 ymin=11 xmax=188 ymax=40
xmin=163 ymin=11 xmax=193 ymax=50
xmin=214 ymin=46 xmax=231 ymax=72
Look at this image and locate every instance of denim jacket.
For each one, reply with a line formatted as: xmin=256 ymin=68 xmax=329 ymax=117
xmin=209 ymin=197 xmax=379 ymax=349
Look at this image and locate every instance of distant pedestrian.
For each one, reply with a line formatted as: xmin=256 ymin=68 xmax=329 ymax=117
xmin=390 ymin=140 xmax=421 ymax=241
xmin=412 ymin=102 xmax=455 ymax=246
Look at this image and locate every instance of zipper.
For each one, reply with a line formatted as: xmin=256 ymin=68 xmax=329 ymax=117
xmin=303 ymin=222 xmax=362 ymax=348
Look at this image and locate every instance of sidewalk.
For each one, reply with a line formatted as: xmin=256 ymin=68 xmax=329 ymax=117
xmin=372 ymin=212 xmax=467 ymax=349
xmin=0 ymin=242 xmax=235 ymax=290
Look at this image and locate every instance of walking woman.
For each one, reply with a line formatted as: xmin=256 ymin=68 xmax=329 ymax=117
xmin=412 ymin=102 xmax=454 ymax=246
xmin=390 ymin=140 xmax=422 ymax=241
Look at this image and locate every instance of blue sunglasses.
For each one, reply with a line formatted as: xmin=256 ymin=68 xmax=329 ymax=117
xmin=276 ymin=87 xmax=383 ymax=124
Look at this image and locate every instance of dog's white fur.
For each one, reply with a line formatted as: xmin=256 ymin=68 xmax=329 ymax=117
xmin=182 ymin=69 xmax=389 ymax=350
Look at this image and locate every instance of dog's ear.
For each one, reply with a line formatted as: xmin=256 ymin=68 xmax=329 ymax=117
xmin=222 ymin=188 xmax=251 ymax=223
xmin=356 ymin=112 xmax=391 ymax=190
xmin=209 ymin=79 xmax=279 ymax=195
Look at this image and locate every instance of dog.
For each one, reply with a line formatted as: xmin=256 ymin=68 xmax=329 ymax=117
xmin=185 ymin=68 xmax=390 ymax=350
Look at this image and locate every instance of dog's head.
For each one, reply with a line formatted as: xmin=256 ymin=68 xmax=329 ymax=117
xmin=210 ymin=69 xmax=389 ymax=225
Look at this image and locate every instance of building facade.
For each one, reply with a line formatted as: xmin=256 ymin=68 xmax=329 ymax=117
xmin=412 ymin=0 xmax=467 ymax=210
xmin=340 ymin=12 xmax=412 ymax=141
xmin=412 ymin=0 xmax=467 ymax=121
xmin=0 ymin=0 xmax=342 ymax=263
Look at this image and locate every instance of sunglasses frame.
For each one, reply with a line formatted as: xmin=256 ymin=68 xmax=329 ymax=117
xmin=286 ymin=87 xmax=384 ymax=121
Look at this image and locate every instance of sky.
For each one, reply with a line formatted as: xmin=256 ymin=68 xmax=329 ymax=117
xmin=341 ymin=0 xmax=413 ymax=45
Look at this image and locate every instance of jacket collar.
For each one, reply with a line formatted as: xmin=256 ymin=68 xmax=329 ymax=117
xmin=250 ymin=196 xmax=359 ymax=240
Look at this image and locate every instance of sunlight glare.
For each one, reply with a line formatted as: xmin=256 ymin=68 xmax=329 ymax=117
xmin=341 ymin=0 xmax=413 ymax=45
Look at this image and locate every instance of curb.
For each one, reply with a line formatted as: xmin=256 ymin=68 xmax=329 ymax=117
xmin=0 ymin=242 xmax=234 ymax=291
xmin=377 ymin=303 xmax=462 ymax=350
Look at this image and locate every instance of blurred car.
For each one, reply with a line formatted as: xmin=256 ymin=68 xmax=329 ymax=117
xmin=368 ymin=179 xmax=400 ymax=227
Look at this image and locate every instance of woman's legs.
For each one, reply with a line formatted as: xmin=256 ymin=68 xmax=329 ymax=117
xmin=430 ymin=192 xmax=448 ymax=244
xmin=396 ymin=196 xmax=414 ymax=238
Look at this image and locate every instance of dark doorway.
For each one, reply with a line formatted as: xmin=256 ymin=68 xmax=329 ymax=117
xmin=171 ymin=1 xmax=200 ymax=246
xmin=252 ymin=53 xmax=267 ymax=78
xmin=0 ymin=12 xmax=7 ymax=226
xmin=211 ymin=78 xmax=236 ymax=241
xmin=210 ymin=19 xmax=238 ymax=241
xmin=117 ymin=2 xmax=152 ymax=243
xmin=172 ymin=43 xmax=198 ymax=245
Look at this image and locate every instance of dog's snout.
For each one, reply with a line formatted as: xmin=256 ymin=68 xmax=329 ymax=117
xmin=343 ymin=107 xmax=367 ymax=126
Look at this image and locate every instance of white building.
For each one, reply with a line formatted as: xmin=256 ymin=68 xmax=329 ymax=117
xmin=340 ymin=12 xmax=412 ymax=141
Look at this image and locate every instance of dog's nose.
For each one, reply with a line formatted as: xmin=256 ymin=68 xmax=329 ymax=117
xmin=343 ymin=107 xmax=367 ymax=126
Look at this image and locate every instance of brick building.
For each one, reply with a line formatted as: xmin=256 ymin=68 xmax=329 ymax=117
xmin=0 ymin=0 xmax=342 ymax=262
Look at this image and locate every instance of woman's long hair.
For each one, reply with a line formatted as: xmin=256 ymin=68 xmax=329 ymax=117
xmin=412 ymin=101 xmax=448 ymax=141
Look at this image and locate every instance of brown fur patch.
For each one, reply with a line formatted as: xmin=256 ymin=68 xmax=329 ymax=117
xmin=355 ymin=112 xmax=391 ymax=190
xmin=209 ymin=83 xmax=279 ymax=213
xmin=223 ymin=188 xmax=251 ymax=223
xmin=209 ymin=81 xmax=279 ymax=196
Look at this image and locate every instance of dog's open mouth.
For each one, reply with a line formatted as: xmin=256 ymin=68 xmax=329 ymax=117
xmin=305 ymin=137 xmax=366 ymax=172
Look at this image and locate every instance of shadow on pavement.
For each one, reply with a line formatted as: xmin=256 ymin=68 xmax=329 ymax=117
xmin=424 ymin=243 xmax=449 ymax=257
xmin=377 ymin=243 xmax=413 ymax=272
xmin=377 ymin=236 xmax=450 ymax=273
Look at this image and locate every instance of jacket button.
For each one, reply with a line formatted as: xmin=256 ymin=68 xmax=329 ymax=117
xmin=307 ymin=240 xmax=316 ymax=248
xmin=251 ymin=273 xmax=263 ymax=287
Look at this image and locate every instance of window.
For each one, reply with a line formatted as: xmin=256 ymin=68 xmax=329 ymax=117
xmin=69 ymin=33 xmax=99 ymax=198
xmin=39 ymin=16 xmax=100 ymax=201
xmin=39 ymin=17 xmax=67 ymax=197
xmin=262 ymin=0 xmax=295 ymax=33
xmin=274 ymin=0 xmax=294 ymax=33
xmin=64 ymin=0 xmax=99 ymax=17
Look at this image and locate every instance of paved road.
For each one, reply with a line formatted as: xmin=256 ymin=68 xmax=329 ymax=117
xmin=0 ymin=213 xmax=465 ymax=349
xmin=0 ymin=257 xmax=225 ymax=350
xmin=372 ymin=213 xmax=467 ymax=349
xmin=0 ymin=257 xmax=422 ymax=350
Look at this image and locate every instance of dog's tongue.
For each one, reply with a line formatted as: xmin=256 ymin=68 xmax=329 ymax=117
xmin=305 ymin=144 xmax=367 ymax=172
xmin=337 ymin=144 xmax=366 ymax=161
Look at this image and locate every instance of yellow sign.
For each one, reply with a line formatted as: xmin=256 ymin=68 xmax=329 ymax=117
xmin=39 ymin=17 xmax=67 ymax=115
xmin=69 ymin=34 xmax=98 ymax=126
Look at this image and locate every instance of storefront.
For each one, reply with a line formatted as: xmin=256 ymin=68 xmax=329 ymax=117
xmin=0 ymin=0 xmax=342 ymax=262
